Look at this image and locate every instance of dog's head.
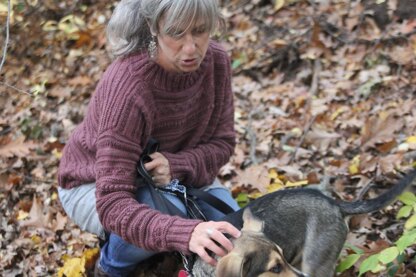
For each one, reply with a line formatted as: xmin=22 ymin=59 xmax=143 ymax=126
xmin=216 ymin=208 xmax=308 ymax=277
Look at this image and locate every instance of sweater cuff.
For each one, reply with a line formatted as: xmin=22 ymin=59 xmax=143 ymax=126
xmin=162 ymin=151 xmax=191 ymax=181
xmin=166 ymin=217 xmax=203 ymax=255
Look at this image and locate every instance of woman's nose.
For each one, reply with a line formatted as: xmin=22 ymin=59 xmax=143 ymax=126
xmin=182 ymin=34 xmax=197 ymax=55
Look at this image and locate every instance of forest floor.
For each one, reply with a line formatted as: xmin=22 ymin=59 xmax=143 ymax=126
xmin=1 ymin=0 xmax=416 ymax=276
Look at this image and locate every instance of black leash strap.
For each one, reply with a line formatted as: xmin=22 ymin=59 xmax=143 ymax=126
xmin=187 ymin=187 xmax=235 ymax=214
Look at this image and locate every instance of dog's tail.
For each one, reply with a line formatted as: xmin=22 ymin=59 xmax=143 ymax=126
xmin=339 ymin=169 xmax=416 ymax=215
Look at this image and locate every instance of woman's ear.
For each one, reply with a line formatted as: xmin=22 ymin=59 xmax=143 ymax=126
xmin=146 ymin=20 xmax=157 ymax=36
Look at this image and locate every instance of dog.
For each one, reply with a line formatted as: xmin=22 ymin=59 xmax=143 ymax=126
xmin=192 ymin=169 xmax=416 ymax=277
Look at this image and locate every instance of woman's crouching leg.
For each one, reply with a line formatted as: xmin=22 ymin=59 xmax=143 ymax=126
xmin=57 ymin=183 xmax=106 ymax=240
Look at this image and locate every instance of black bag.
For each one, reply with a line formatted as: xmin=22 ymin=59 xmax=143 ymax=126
xmin=136 ymin=138 xmax=235 ymax=220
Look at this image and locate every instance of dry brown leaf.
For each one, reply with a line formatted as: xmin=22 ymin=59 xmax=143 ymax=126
xmin=0 ymin=137 xmax=37 ymax=158
xmin=377 ymin=153 xmax=403 ymax=174
xmin=20 ymin=195 xmax=51 ymax=229
xmin=0 ymin=173 xmax=12 ymax=191
xmin=31 ymin=165 xmax=46 ymax=179
xmin=389 ymin=46 xmax=415 ymax=65
xmin=52 ymin=211 xmax=68 ymax=232
xmin=305 ymin=127 xmax=341 ymax=152
xmin=237 ymin=164 xmax=270 ymax=193
xmin=360 ymin=154 xmax=378 ymax=174
xmin=68 ymin=76 xmax=93 ymax=87
xmin=361 ymin=114 xmax=403 ymax=150
xmin=275 ymin=165 xmax=303 ymax=179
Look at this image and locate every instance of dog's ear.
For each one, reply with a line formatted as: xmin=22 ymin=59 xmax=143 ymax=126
xmin=216 ymin=252 xmax=244 ymax=277
xmin=242 ymin=208 xmax=264 ymax=233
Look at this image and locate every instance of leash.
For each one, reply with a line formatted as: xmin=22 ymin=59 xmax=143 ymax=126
xmin=137 ymin=138 xmax=235 ymax=215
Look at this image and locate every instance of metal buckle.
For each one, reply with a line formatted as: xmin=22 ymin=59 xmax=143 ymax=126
xmin=164 ymin=179 xmax=187 ymax=195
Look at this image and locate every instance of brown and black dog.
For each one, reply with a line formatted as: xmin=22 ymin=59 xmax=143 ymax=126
xmin=192 ymin=169 xmax=416 ymax=277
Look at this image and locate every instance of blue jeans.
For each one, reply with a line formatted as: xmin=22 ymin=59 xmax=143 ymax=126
xmin=99 ymin=184 xmax=240 ymax=276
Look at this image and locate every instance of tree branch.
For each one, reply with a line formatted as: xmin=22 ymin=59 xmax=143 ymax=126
xmin=0 ymin=0 xmax=11 ymax=75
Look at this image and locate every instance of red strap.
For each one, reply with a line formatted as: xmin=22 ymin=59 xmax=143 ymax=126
xmin=178 ymin=269 xmax=189 ymax=277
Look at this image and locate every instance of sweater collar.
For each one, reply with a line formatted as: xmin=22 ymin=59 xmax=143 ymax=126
xmin=129 ymin=44 xmax=212 ymax=92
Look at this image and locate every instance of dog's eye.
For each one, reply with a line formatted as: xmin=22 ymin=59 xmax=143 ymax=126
xmin=270 ymin=264 xmax=282 ymax=273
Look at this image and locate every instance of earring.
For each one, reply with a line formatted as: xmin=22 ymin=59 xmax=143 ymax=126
xmin=148 ymin=35 xmax=157 ymax=59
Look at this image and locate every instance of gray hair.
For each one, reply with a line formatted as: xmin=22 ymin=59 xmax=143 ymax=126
xmin=107 ymin=0 xmax=226 ymax=58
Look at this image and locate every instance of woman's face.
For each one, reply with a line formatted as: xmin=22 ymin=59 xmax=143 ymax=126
xmin=154 ymin=19 xmax=211 ymax=73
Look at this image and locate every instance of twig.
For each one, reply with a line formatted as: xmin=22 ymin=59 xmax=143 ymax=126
xmin=356 ymin=177 xmax=375 ymax=200
xmin=0 ymin=1 xmax=33 ymax=97
xmin=0 ymin=81 xmax=33 ymax=96
xmin=288 ymin=115 xmax=316 ymax=164
xmin=0 ymin=0 xmax=11 ymax=74
xmin=309 ymin=59 xmax=321 ymax=98
xmin=289 ymin=59 xmax=321 ymax=164
xmin=247 ymin=109 xmax=258 ymax=165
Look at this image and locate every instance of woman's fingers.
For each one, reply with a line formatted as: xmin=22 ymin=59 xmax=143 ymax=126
xmin=143 ymin=159 xmax=157 ymax=171
xmin=220 ymin=222 xmax=241 ymax=239
xmin=208 ymin=228 xmax=233 ymax=253
xmin=143 ymin=152 xmax=171 ymax=185
xmin=189 ymin=221 xmax=241 ymax=265
xmin=195 ymin=245 xmax=217 ymax=266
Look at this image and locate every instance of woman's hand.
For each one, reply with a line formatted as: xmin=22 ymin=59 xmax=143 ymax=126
xmin=189 ymin=221 xmax=241 ymax=266
xmin=144 ymin=152 xmax=172 ymax=186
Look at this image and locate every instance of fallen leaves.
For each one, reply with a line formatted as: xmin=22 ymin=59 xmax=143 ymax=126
xmin=19 ymin=195 xmax=68 ymax=232
xmin=237 ymin=164 xmax=270 ymax=193
xmin=1 ymin=0 xmax=416 ymax=276
xmin=57 ymin=248 xmax=99 ymax=277
xmin=0 ymin=136 xmax=37 ymax=158
xmin=19 ymin=195 xmax=51 ymax=229
xmin=361 ymin=113 xmax=404 ymax=150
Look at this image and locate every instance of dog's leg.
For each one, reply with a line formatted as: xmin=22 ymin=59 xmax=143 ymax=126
xmin=301 ymin=219 xmax=348 ymax=277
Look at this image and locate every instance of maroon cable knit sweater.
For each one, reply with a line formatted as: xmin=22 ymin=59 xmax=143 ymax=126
xmin=58 ymin=41 xmax=235 ymax=254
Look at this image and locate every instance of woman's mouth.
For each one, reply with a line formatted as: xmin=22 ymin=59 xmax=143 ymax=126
xmin=181 ymin=58 xmax=198 ymax=67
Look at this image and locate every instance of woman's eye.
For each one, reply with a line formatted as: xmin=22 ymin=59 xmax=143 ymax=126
xmin=193 ymin=27 xmax=207 ymax=35
xmin=270 ymin=264 xmax=282 ymax=273
xmin=169 ymin=32 xmax=184 ymax=39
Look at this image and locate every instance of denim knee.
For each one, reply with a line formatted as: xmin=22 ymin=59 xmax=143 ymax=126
xmin=99 ymin=233 xmax=155 ymax=276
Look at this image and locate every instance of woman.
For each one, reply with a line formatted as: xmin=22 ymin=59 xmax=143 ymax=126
xmin=57 ymin=0 xmax=241 ymax=276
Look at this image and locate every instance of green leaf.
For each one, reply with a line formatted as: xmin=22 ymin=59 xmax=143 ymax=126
xmin=378 ymin=247 xmax=399 ymax=264
xmin=396 ymin=232 xmax=416 ymax=252
xmin=405 ymin=214 xmax=416 ymax=230
xmin=359 ymin=254 xmax=380 ymax=276
xmin=387 ymin=264 xmax=399 ymax=277
xmin=231 ymin=59 xmax=242 ymax=70
xmin=397 ymin=192 xmax=416 ymax=205
xmin=236 ymin=193 xmax=249 ymax=207
xmin=336 ymin=254 xmax=361 ymax=272
xmin=397 ymin=205 xmax=413 ymax=219
xmin=344 ymin=243 xmax=365 ymax=255
xmin=58 ymin=15 xmax=85 ymax=34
